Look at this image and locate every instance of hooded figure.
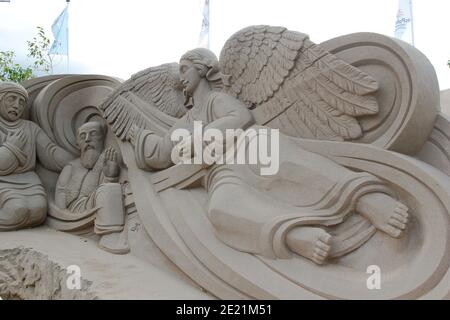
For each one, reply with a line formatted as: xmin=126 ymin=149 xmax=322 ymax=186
xmin=0 ymin=81 xmax=73 ymax=230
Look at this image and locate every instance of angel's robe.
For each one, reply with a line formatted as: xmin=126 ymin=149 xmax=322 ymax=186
xmin=134 ymin=91 xmax=254 ymax=170
xmin=0 ymin=117 xmax=71 ymax=230
xmin=133 ymin=90 xmax=390 ymax=259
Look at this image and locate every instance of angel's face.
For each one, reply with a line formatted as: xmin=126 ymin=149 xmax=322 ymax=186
xmin=0 ymin=92 xmax=26 ymax=122
xmin=179 ymin=60 xmax=201 ymax=96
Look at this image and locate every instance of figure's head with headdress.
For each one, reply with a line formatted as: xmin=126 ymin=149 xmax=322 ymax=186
xmin=0 ymin=82 xmax=28 ymax=123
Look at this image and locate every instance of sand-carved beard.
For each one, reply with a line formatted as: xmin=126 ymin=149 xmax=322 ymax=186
xmin=183 ymin=88 xmax=194 ymax=110
xmin=80 ymin=145 xmax=102 ymax=169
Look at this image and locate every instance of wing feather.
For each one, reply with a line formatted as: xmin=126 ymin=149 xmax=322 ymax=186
xmin=312 ymin=74 xmax=378 ymax=116
xmin=293 ymin=84 xmax=363 ymax=139
xmin=291 ymin=101 xmax=343 ymax=141
xmin=220 ymin=25 xmax=307 ymax=104
xmin=220 ymin=25 xmax=380 ymax=141
xmin=304 ymin=41 xmax=379 ymax=95
xmin=100 ymin=63 xmax=184 ymax=140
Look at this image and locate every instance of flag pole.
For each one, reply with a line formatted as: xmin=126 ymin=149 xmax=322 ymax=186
xmin=66 ymin=0 xmax=70 ymax=73
xmin=410 ymin=0 xmax=415 ymax=47
xmin=208 ymin=0 xmax=210 ymax=50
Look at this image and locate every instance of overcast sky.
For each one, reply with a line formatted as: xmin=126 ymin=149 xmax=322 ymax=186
xmin=1 ymin=0 xmax=450 ymax=89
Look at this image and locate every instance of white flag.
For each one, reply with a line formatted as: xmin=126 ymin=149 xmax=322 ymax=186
xmin=394 ymin=0 xmax=414 ymax=45
xmin=199 ymin=0 xmax=210 ymax=49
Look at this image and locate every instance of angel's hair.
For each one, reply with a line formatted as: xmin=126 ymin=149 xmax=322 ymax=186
xmin=180 ymin=48 xmax=230 ymax=90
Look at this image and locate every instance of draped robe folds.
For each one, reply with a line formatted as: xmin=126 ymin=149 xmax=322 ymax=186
xmin=0 ymin=117 xmax=72 ymax=229
xmin=133 ymin=91 xmax=392 ymax=259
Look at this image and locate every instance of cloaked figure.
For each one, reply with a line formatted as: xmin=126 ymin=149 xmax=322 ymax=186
xmin=0 ymin=82 xmax=73 ymax=231
xmin=55 ymin=121 xmax=129 ymax=254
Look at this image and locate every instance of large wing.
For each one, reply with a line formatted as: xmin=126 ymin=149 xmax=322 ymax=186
xmin=219 ymin=25 xmax=379 ymax=141
xmin=100 ymin=63 xmax=186 ymax=139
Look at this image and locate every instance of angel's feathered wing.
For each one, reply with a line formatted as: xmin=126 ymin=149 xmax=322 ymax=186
xmin=220 ymin=25 xmax=379 ymax=141
xmin=100 ymin=63 xmax=185 ymax=139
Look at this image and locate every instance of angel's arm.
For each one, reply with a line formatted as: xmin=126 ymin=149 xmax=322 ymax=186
xmin=205 ymin=93 xmax=255 ymax=133
xmin=134 ymin=129 xmax=174 ymax=170
xmin=36 ymin=127 xmax=75 ymax=172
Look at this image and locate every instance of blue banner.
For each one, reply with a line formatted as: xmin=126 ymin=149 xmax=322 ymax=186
xmin=49 ymin=6 xmax=69 ymax=55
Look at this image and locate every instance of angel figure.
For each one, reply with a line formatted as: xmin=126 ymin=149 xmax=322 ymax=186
xmin=105 ymin=26 xmax=410 ymax=265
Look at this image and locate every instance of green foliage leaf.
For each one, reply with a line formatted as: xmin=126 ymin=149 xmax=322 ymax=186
xmin=0 ymin=51 xmax=34 ymax=82
xmin=27 ymin=26 xmax=53 ymax=74
xmin=0 ymin=26 xmax=54 ymax=83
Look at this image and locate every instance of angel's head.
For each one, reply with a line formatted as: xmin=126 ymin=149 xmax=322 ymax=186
xmin=179 ymin=48 xmax=230 ymax=95
xmin=0 ymin=82 xmax=28 ymax=123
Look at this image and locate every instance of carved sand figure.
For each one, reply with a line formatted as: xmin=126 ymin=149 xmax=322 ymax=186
xmin=125 ymin=47 xmax=409 ymax=265
xmin=0 ymin=26 xmax=447 ymax=299
xmin=97 ymin=26 xmax=449 ymax=299
xmin=55 ymin=121 xmax=129 ymax=254
xmin=0 ymin=82 xmax=73 ymax=231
